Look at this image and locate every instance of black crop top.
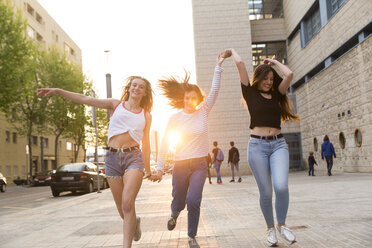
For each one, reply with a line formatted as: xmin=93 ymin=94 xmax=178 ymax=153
xmin=241 ymin=82 xmax=283 ymax=129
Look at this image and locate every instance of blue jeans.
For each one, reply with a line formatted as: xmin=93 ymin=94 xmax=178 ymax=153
xmin=248 ymin=137 xmax=289 ymax=226
xmin=213 ymin=161 xmax=222 ymax=182
xmin=171 ymin=157 xmax=207 ymax=238
xmin=325 ymin=156 xmax=333 ymax=174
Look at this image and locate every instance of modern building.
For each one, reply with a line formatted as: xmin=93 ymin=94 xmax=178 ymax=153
xmin=0 ymin=0 xmax=84 ymax=184
xmin=191 ymin=0 xmax=372 ymax=175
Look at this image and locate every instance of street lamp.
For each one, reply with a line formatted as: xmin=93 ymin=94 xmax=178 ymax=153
xmin=104 ymin=50 xmax=112 ymax=121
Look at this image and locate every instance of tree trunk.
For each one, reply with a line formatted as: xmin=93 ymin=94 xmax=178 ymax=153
xmin=27 ymin=134 xmax=33 ymax=180
xmin=54 ymin=132 xmax=61 ymax=168
xmin=40 ymin=136 xmax=44 ymax=171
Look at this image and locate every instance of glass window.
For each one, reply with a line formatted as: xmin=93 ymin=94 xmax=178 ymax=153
xmin=354 ymin=129 xmax=362 ymax=147
xmin=26 ymin=3 xmax=34 ymax=16
xmin=36 ymin=12 xmax=43 ymax=24
xmin=57 ymin=163 xmax=86 ymax=172
xmin=252 ymin=41 xmax=287 ymax=68
xmin=249 ymin=0 xmax=283 ymax=20
xmin=12 ymin=132 xmax=17 ymax=144
xmin=44 ymin=138 xmax=49 ymax=147
xmin=66 ymin=142 xmax=72 ymax=150
xmin=5 ymin=131 xmax=10 ymax=142
xmin=32 ymin=136 xmax=38 ymax=145
xmin=328 ymin=0 xmax=347 ymax=17
xmin=339 ymin=132 xmax=345 ymax=149
xmin=13 ymin=166 xmax=18 ymax=178
xmin=26 ymin=25 xmax=35 ymax=39
xmin=6 ymin=165 xmax=11 ymax=177
xmin=313 ymin=138 xmax=318 ymax=152
xmin=304 ymin=8 xmax=321 ymax=44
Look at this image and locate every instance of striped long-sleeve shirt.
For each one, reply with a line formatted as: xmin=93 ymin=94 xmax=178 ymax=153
xmin=157 ymin=66 xmax=223 ymax=171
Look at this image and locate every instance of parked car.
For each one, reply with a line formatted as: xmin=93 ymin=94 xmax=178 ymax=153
xmin=32 ymin=170 xmax=56 ymax=186
xmin=0 ymin=173 xmax=7 ymax=192
xmin=50 ymin=162 xmax=108 ymax=197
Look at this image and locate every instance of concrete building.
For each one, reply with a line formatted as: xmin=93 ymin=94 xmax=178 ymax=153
xmin=0 ymin=0 xmax=84 ymax=184
xmin=191 ymin=0 xmax=372 ymax=175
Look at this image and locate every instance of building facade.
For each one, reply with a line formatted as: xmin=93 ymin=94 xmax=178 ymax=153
xmin=192 ymin=0 xmax=372 ymax=175
xmin=0 ymin=0 xmax=84 ymax=184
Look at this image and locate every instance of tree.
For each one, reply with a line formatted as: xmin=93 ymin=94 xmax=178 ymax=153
xmin=37 ymin=47 xmax=86 ymax=168
xmin=0 ymin=0 xmax=33 ymax=110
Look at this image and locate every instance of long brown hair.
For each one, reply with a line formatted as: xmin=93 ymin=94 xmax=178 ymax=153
xmin=120 ymin=76 xmax=154 ymax=112
xmin=158 ymin=72 xmax=204 ymax=109
xmin=251 ymin=64 xmax=299 ymax=121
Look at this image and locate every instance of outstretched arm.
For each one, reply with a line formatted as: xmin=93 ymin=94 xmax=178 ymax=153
xmin=264 ymin=58 xmax=293 ymax=95
xmin=37 ymin=88 xmax=120 ymax=110
xmin=230 ymin=49 xmax=250 ymax=86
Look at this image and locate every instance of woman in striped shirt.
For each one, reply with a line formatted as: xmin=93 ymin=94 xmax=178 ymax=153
xmin=152 ymin=51 xmax=228 ymax=248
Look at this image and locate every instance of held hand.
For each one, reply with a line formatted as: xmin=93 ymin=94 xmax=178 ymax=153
xmin=150 ymin=170 xmax=163 ymax=183
xmin=221 ymin=49 xmax=232 ymax=58
xmin=216 ymin=51 xmax=226 ymax=67
xmin=143 ymin=171 xmax=152 ymax=180
xmin=37 ymin=88 xmax=58 ymax=97
xmin=263 ymin=58 xmax=276 ymax=65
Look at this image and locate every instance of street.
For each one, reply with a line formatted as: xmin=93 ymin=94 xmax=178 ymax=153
xmin=0 ymin=185 xmax=106 ymax=217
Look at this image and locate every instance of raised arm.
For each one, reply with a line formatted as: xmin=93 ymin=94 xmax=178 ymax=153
xmin=202 ymin=52 xmax=225 ymax=113
xmin=264 ymin=58 xmax=293 ymax=95
xmin=142 ymin=112 xmax=152 ymax=178
xmin=230 ymin=49 xmax=250 ymax=86
xmin=37 ymin=88 xmax=120 ymax=110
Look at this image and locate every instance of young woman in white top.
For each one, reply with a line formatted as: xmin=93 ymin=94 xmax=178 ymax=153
xmin=152 ymin=51 xmax=227 ymax=248
xmin=37 ymin=76 xmax=153 ymax=248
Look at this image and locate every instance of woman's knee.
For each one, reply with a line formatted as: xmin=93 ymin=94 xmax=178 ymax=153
xmin=187 ymin=197 xmax=201 ymax=210
xmin=121 ymin=198 xmax=135 ymax=213
xmin=274 ymin=185 xmax=289 ymax=197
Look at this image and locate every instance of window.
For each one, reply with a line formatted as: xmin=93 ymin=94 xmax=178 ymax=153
xmin=12 ymin=132 xmax=17 ymax=144
xmin=27 ymin=3 xmax=34 ymax=16
xmin=354 ymin=129 xmax=362 ymax=147
xmin=327 ymin=0 xmax=347 ymax=18
xmin=304 ymin=8 xmax=321 ymax=44
xmin=27 ymin=25 xmax=35 ymax=39
xmin=22 ymin=165 xmax=26 ymax=176
xmin=252 ymin=41 xmax=287 ymax=68
xmin=36 ymin=33 xmax=43 ymax=43
xmin=339 ymin=132 xmax=345 ymax=149
xmin=313 ymin=138 xmax=318 ymax=152
xmin=64 ymin=43 xmax=71 ymax=54
xmin=36 ymin=12 xmax=43 ymax=24
xmin=249 ymin=0 xmax=283 ymax=20
xmin=66 ymin=142 xmax=72 ymax=150
xmin=44 ymin=138 xmax=49 ymax=148
xmin=13 ymin=166 xmax=18 ymax=178
xmin=6 ymin=165 xmax=11 ymax=177
xmin=32 ymin=136 xmax=38 ymax=146
xmin=5 ymin=131 xmax=10 ymax=142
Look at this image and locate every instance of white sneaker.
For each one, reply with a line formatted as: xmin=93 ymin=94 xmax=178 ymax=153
xmin=188 ymin=237 xmax=200 ymax=248
xmin=277 ymin=225 xmax=296 ymax=244
xmin=267 ymin=227 xmax=278 ymax=247
xmin=133 ymin=217 xmax=141 ymax=241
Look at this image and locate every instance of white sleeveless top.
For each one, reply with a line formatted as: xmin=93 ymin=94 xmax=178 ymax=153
xmin=108 ymin=102 xmax=146 ymax=144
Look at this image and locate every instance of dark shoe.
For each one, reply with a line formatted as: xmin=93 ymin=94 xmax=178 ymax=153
xmin=230 ymin=179 xmax=235 ymax=183
xmin=238 ymin=178 xmax=242 ymax=183
xmin=312 ymin=175 xmax=315 ymax=176
xmin=167 ymin=216 xmax=177 ymax=231
xmin=209 ymin=181 xmax=212 ymax=184
xmin=133 ymin=217 xmax=141 ymax=241
xmin=188 ymin=237 xmax=200 ymax=248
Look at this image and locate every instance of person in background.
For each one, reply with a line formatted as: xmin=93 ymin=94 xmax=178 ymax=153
xmin=321 ymin=135 xmax=336 ymax=176
xmin=228 ymin=141 xmax=242 ymax=182
xmin=212 ymin=141 xmax=224 ymax=184
xmin=308 ymin=151 xmax=318 ymax=176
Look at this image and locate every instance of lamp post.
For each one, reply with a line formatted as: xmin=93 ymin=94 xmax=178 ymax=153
xmin=104 ymin=50 xmax=112 ymax=121
xmin=91 ymin=89 xmax=100 ymax=193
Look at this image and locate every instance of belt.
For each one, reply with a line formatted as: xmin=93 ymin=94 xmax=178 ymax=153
xmin=104 ymin=146 xmax=140 ymax=153
xmin=250 ymin=133 xmax=283 ymax=141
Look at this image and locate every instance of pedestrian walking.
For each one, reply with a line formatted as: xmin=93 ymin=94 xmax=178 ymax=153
xmin=229 ymin=48 xmax=299 ymax=246
xmin=321 ymin=135 xmax=336 ymax=176
xmin=152 ymin=51 xmax=228 ymax=248
xmin=37 ymin=75 xmax=154 ymax=248
xmin=228 ymin=141 xmax=242 ymax=182
xmin=308 ymin=152 xmax=318 ymax=176
xmin=212 ymin=141 xmax=224 ymax=184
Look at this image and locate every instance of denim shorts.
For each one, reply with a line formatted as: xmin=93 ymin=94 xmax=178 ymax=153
xmin=105 ymin=149 xmax=144 ymax=178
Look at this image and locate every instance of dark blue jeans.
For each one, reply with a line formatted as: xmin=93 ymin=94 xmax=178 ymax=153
xmin=213 ymin=161 xmax=222 ymax=182
xmin=325 ymin=156 xmax=333 ymax=174
xmin=171 ymin=157 xmax=207 ymax=238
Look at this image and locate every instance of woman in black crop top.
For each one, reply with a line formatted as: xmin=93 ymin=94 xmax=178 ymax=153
xmin=227 ymin=48 xmax=299 ymax=246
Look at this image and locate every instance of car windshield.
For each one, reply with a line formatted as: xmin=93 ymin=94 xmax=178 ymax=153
xmin=35 ymin=171 xmax=50 ymax=176
xmin=57 ymin=163 xmax=86 ymax=172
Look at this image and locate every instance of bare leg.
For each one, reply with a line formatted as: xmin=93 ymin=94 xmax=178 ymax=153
xmin=122 ymin=170 xmax=143 ymax=248
xmin=107 ymin=177 xmax=124 ymax=219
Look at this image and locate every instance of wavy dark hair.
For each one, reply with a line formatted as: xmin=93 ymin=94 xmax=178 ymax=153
xmin=158 ymin=72 xmax=204 ymax=109
xmin=251 ymin=64 xmax=299 ymax=121
xmin=120 ymin=76 xmax=154 ymax=112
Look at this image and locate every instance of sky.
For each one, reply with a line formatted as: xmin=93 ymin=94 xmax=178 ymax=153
xmin=37 ymin=0 xmax=196 ymax=132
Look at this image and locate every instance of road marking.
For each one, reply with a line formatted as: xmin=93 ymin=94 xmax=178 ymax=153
xmin=1 ymin=206 xmax=30 ymax=210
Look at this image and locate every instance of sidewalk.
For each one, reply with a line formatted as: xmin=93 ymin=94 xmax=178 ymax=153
xmin=1 ymin=172 xmax=372 ymax=248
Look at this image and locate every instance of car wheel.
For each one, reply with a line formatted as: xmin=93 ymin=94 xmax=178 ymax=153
xmin=86 ymin=182 xmax=93 ymax=193
xmin=0 ymin=184 xmax=6 ymax=192
xmin=52 ymin=189 xmax=59 ymax=197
